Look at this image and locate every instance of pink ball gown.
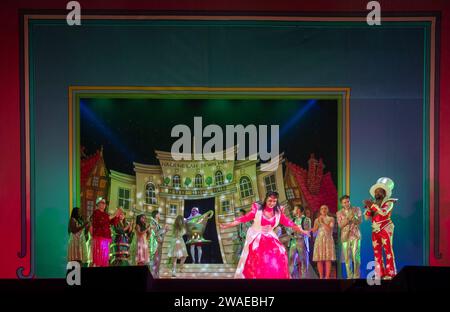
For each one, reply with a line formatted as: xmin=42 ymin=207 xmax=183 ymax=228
xmin=234 ymin=202 xmax=298 ymax=279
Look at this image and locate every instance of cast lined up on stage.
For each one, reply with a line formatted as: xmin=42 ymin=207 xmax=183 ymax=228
xmin=364 ymin=177 xmax=397 ymax=280
xmin=67 ymin=177 xmax=398 ymax=280
xmin=111 ymin=208 xmax=133 ymax=266
xmin=135 ymin=214 xmax=151 ymax=266
xmin=220 ymin=191 xmax=310 ymax=279
xmin=67 ymin=207 xmax=90 ymax=264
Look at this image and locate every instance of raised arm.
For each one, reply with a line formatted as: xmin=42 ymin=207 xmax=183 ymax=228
xmin=311 ymin=218 xmax=319 ymax=233
xmin=322 ymin=216 xmax=334 ymax=232
xmin=279 ymin=207 xmax=310 ymax=236
xmin=123 ymin=221 xmax=132 ymax=232
xmin=92 ymin=210 xmax=101 ymax=229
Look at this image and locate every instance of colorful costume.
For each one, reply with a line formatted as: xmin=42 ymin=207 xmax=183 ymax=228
xmin=288 ymin=215 xmax=311 ymax=278
xmin=365 ymin=177 xmax=397 ymax=279
xmin=110 ymin=219 xmax=132 ymax=266
xmin=337 ymin=207 xmax=362 ymax=278
xmin=91 ymin=209 xmax=116 ymax=267
xmin=149 ymin=217 xmax=166 ymax=276
xmin=312 ymin=216 xmax=336 ymax=262
xmin=234 ymin=202 xmax=298 ymax=279
xmin=67 ymin=218 xmax=88 ymax=263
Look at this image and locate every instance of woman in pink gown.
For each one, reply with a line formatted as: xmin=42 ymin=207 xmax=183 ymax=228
xmin=221 ymin=191 xmax=310 ymax=279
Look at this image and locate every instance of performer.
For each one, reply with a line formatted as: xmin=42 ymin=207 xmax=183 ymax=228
xmin=234 ymin=208 xmax=252 ymax=262
xmin=67 ymin=207 xmax=90 ymax=265
xmin=186 ymin=207 xmax=203 ymax=264
xmin=287 ymin=205 xmax=311 ymax=279
xmin=311 ymin=205 xmax=336 ymax=279
xmin=364 ymin=177 xmax=397 ymax=280
xmin=91 ymin=197 xmax=119 ymax=267
xmin=135 ymin=214 xmax=151 ymax=265
xmin=168 ymin=215 xmax=189 ymax=277
xmin=220 ymin=191 xmax=310 ymax=279
xmin=149 ymin=210 xmax=169 ymax=277
xmin=111 ymin=208 xmax=133 ymax=266
xmin=337 ymin=195 xmax=362 ymax=279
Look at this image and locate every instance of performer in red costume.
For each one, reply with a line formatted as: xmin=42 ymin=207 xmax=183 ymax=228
xmin=220 ymin=191 xmax=310 ymax=279
xmin=364 ymin=177 xmax=397 ymax=280
xmin=91 ymin=197 xmax=119 ymax=267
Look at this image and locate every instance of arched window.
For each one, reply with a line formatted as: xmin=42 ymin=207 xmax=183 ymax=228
xmin=173 ymin=175 xmax=181 ymax=188
xmin=145 ymin=183 xmax=156 ymax=205
xmin=194 ymin=174 xmax=203 ymax=188
xmin=215 ymin=171 xmax=224 ymax=185
xmin=239 ymin=176 xmax=254 ymax=198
